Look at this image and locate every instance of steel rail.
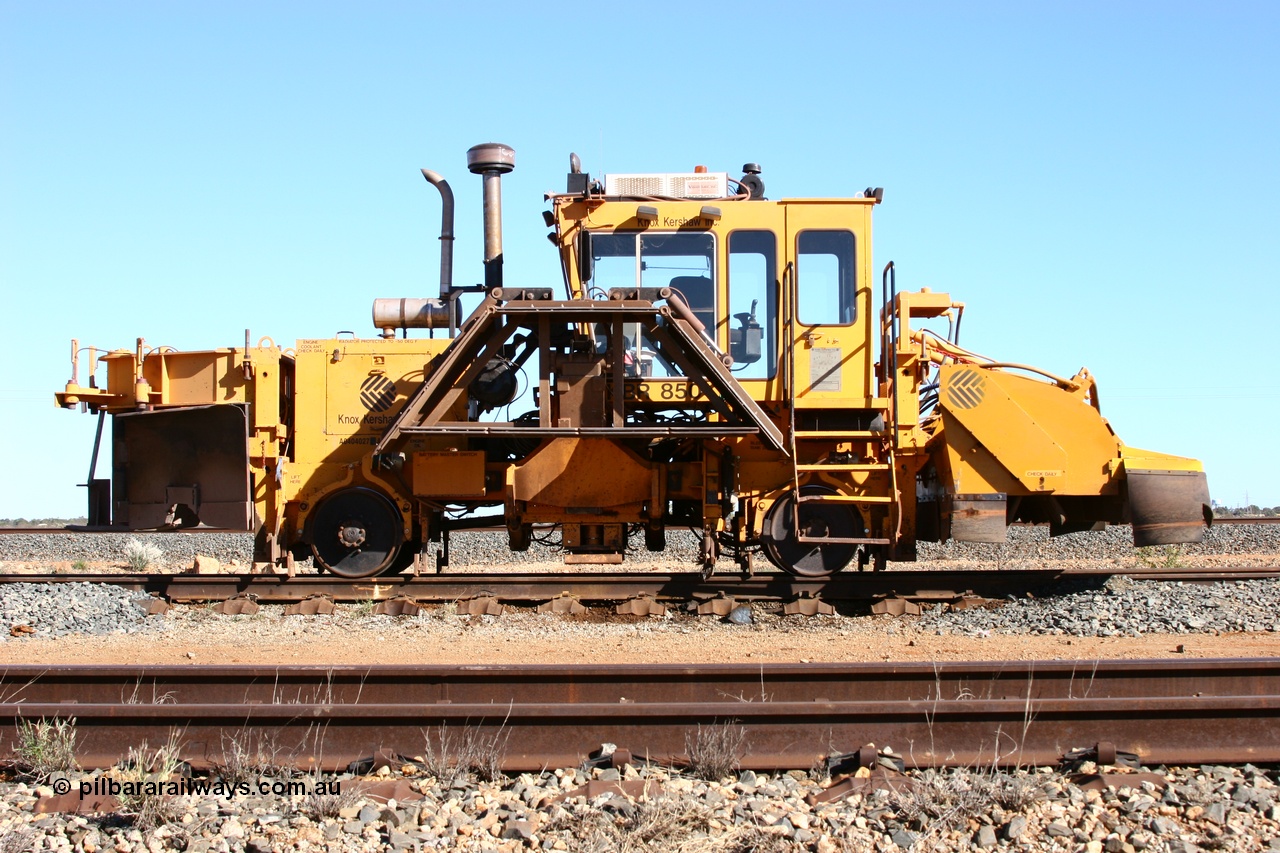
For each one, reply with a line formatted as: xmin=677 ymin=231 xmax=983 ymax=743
xmin=0 ymin=660 xmax=1276 ymax=771
xmin=0 ymin=527 xmax=246 ymax=535
xmin=0 ymin=566 xmax=1275 ymax=604
xmin=3 ymin=517 xmax=1278 ymax=536
xmin=1 ymin=569 xmax=1073 ymax=603
xmin=0 ymin=514 xmax=1274 ymax=535
xmin=1204 ymin=517 xmax=1280 ymax=525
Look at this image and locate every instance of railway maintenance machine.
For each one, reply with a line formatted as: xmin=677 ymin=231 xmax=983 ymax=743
xmin=55 ymin=143 xmax=1212 ymax=578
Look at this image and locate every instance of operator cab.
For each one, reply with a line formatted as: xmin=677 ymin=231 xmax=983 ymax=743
xmin=548 ymin=159 xmax=879 ymax=406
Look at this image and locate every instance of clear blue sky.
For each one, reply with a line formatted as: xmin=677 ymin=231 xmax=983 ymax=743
xmin=2 ymin=1 xmax=1276 ymax=518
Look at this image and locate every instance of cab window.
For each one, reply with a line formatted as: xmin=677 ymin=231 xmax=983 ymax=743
xmin=588 ymin=231 xmax=716 ymax=378
xmin=588 ymin=232 xmax=716 ymax=326
xmin=797 ymin=230 xmax=855 ymax=325
xmin=728 ymin=230 xmax=777 ymax=379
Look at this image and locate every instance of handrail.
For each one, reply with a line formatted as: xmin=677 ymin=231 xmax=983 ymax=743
xmin=881 ymin=262 xmax=898 ymax=451
xmin=879 ymin=262 xmax=901 ymax=563
xmin=783 ymin=261 xmax=804 ymax=537
xmin=784 ymin=261 xmax=798 ymax=465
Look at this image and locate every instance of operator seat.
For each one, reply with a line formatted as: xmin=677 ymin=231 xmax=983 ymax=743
xmin=669 ymin=275 xmax=716 ymax=332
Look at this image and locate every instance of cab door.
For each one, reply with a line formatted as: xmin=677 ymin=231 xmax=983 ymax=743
xmin=782 ymin=202 xmax=875 ymax=408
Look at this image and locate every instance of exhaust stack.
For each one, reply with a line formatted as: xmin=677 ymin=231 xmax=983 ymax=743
xmin=467 ymin=143 xmax=515 ymax=291
xmin=421 ymin=168 xmax=456 ymax=305
xmin=371 ymin=167 xmax=457 ymax=337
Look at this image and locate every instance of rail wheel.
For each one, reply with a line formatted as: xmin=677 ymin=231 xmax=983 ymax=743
xmin=309 ymin=487 xmax=404 ymax=579
xmin=761 ymin=485 xmax=862 ymax=578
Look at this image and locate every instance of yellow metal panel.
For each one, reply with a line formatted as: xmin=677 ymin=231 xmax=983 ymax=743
xmin=248 ymin=348 xmax=284 ymax=456
xmin=323 ymin=361 xmax=407 ymax=436
xmin=895 ymin=290 xmax=953 ymax=317
xmin=936 ymin=416 xmax=1014 ymax=495
xmin=105 ymin=353 xmax=139 ymax=406
xmin=412 ymin=451 xmax=486 ymax=497
xmin=938 ymin=365 xmax=1123 ymax=495
xmin=941 ymin=366 xmax=1067 ymax=492
xmin=154 ymin=351 xmax=236 ymax=404
xmin=511 ymin=438 xmax=651 ymax=509
xmin=1120 ymin=447 xmax=1204 ymax=473
xmin=291 ymin=337 xmax=448 ymax=466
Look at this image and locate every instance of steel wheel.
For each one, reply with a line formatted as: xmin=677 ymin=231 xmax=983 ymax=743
xmin=309 ymin=487 xmax=404 ymax=579
xmin=761 ymin=486 xmax=861 ymax=577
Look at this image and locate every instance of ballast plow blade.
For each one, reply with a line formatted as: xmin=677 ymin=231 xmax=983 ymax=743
xmin=1121 ymin=452 xmax=1212 ymax=547
xmin=925 ymin=364 xmax=1210 ymax=547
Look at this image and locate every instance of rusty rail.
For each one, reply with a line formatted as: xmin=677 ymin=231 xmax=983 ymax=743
xmin=0 ymin=660 xmax=1276 ymax=771
xmin=0 ymin=527 xmax=246 ymax=535
xmin=3 ymin=518 xmax=1277 ymax=536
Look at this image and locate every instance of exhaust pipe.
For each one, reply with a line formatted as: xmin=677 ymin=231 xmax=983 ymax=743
xmin=466 ymin=143 xmax=515 ymax=291
xmin=421 ymin=168 xmax=456 ymax=306
xmin=372 ymin=145 xmax=514 ymax=337
xmin=370 ymin=167 xmax=456 ymax=337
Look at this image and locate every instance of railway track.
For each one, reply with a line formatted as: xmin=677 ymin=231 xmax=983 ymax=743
xmin=2 ymin=516 xmax=1276 ymax=536
xmin=0 ymin=527 xmax=247 ymax=535
xmin=1206 ymin=517 xmax=1280 ymax=524
xmin=0 ymin=566 xmax=1275 ymax=606
xmin=1 ymin=660 xmax=1276 ymax=771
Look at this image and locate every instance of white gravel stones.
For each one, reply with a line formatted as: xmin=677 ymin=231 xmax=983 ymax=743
xmin=0 ymin=762 xmax=1274 ymax=852
xmin=917 ymin=521 xmax=1280 ymax=564
xmin=0 ymin=526 xmax=1275 ymax=849
xmin=919 ymin=577 xmax=1280 ymax=638
xmin=0 ymin=532 xmax=255 ymax=569
xmin=0 ymin=527 xmax=1273 ymax=659
xmin=0 ymin=582 xmax=158 ymax=640
xmin=2 ymin=521 xmax=1278 ymax=573
xmin=1 ymin=562 xmax=1279 ymax=646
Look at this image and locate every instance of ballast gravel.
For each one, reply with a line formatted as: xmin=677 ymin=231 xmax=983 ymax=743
xmin=918 ymin=576 xmax=1280 ymax=638
xmin=0 ymin=532 xmax=255 ymax=570
xmin=0 ymin=574 xmax=1278 ymax=646
xmin=0 ymin=525 xmax=1278 ymax=646
xmin=0 ymin=528 xmax=1277 ymax=850
xmin=0 ymin=582 xmax=156 ymax=639
xmin=0 ymin=758 xmax=1276 ymax=852
xmin=2 ymin=521 xmax=1279 ymax=573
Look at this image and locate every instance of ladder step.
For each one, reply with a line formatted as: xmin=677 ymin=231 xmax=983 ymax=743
xmin=796 ymin=535 xmax=891 ymax=545
xmin=797 ymin=495 xmax=894 ymax=505
xmin=794 ymin=431 xmax=885 ymax=439
xmin=796 ymin=463 xmax=890 ymax=472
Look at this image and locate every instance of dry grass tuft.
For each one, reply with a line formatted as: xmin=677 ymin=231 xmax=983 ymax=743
xmin=888 ymin=766 xmax=1042 ymax=838
xmin=684 ymin=721 xmax=747 ymax=780
xmin=211 ymin=729 xmax=287 ymax=788
xmin=115 ymin=729 xmax=187 ymax=830
xmin=298 ymin=770 xmax=359 ymax=820
xmin=546 ymin=798 xmax=803 ymax=853
xmin=1136 ymin=544 xmax=1187 ymax=569
xmin=124 ymin=538 xmax=164 ymax=571
xmin=421 ymin=721 xmax=511 ymax=786
xmin=0 ymin=827 xmax=35 ymax=853
xmin=12 ymin=716 xmax=78 ymax=782
xmin=546 ymin=798 xmax=712 ymax=852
